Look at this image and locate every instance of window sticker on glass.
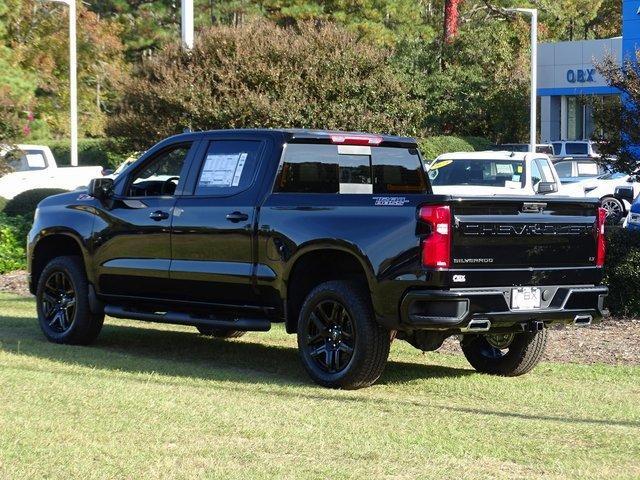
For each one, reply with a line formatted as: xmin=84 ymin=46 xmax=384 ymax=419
xmin=430 ymin=160 xmax=453 ymax=170
xmin=199 ymin=153 xmax=247 ymax=187
xmin=496 ymin=163 xmax=514 ymax=174
xmin=577 ymin=162 xmax=598 ymax=175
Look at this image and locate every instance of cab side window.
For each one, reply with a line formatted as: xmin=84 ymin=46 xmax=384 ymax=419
xmin=127 ymin=143 xmax=191 ymax=197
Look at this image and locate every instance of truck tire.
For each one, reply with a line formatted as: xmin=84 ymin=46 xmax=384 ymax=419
xmin=36 ymin=255 xmax=104 ymax=345
xmin=196 ymin=326 xmax=246 ymax=339
xmin=297 ymin=280 xmax=390 ymax=389
xmin=460 ymin=330 xmax=547 ymax=376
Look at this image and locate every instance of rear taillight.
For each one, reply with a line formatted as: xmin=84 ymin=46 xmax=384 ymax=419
xmin=420 ymin=205 xmax=451 ymax=269
xmin=596 ymin=207 xmax=606 ymax=267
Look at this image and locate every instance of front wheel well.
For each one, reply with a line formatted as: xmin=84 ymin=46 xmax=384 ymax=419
xmin=32 ymin=235 xmax=85 ymax=291
xmin=285 ymin=249 xmax=370 ymax=333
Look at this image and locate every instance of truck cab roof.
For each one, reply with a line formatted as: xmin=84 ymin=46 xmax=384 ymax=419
xmin=162 ymin=128 xmax=418 ymax=148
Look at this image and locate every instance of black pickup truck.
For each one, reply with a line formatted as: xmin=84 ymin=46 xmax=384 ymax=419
xmin=27 ymin=129 xmax=609 ymax=388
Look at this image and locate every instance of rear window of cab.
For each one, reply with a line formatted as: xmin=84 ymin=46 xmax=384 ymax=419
xmin=274 ymin=143 xmax=427 ymax=194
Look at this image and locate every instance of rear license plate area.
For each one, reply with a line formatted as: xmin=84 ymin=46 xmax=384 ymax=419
xmin=511 ymin=287 xmax=541 ymax=310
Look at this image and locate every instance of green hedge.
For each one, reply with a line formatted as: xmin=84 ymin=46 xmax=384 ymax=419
xmin=0 ymin=213 xmax=30 ymax=274
xmin=4 ymin=189 xmax=69 ymax=218
xmin=42 ymin=138 xmax=129 ymax=170
xmin=418 ymin=135 xmax=492 ymax=161
xmin=604 ymin=227 xmax=640 ymax=317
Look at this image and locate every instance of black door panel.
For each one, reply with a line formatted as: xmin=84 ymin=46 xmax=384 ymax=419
xmin=169 ymin=137 xmax=268 ymax=306
xmin=92 ymin=141 xmax=198 ymax=298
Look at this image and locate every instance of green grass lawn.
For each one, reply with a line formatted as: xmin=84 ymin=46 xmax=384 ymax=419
xmin=0 ymin=293 xmax=638 ymax=480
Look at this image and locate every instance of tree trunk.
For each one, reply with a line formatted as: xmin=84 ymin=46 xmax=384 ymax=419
xmin=443 ymin=0 xmax=462 ymax=44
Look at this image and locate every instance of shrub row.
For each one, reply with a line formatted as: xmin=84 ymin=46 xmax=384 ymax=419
xmin=604 ymin=227 xmax=640 ymax=317
xmin=418 ymin=135 xmax=492 ymax=161
xmin=3 ymin=189 xmax=68 ymax=218
xmin=0 ymin=213 xmax=30 ymax=273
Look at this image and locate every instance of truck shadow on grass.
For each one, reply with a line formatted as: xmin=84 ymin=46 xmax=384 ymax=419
xmin=0 ymin=314 xmax=473 ymax=387
xmin=2 ymin=308 xmax=639 ymax=429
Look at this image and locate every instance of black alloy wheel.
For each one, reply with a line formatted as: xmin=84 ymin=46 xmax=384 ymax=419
xmin=297 ymin=280 xmax=390 ymax=389
xmin=41 ymin=270 xmax=77 ymax=334
xmin=36 ymin=255 xmax=104 ymax=345
xmin=304 ymin=299 xmax=356 ymax=374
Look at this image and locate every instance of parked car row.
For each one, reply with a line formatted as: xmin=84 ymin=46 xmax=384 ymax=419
xmin=428 ymin=146 xmax=639 ymax=226
xmin=492 ymin=140 xmax=601 ymax=160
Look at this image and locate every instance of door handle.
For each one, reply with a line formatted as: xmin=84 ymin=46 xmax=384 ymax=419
xmin=149 ymin=210 xmax=170 ymax=221
xmin=226 ymin=211 xmax=249 ymax=223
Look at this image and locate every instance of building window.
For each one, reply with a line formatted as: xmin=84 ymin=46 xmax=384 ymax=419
xmin=566 ymin=96 xmax=584 ymax=140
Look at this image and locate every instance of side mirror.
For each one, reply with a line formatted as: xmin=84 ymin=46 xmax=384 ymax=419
xmin=88 ymin=177 xmax=114 ymax=200
xmin=536 ymin=181 xmax=558 ymax=194
xmin=615 ymin=185 xmax=635 ymax=204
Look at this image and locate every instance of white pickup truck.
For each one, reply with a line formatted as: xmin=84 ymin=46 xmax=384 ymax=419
xmin=0 ymin=144 xmax=103 ymax=199
xmin=427 ymin=151 xmax=564 ymax=196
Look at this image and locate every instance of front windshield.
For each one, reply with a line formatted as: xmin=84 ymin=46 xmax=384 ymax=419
xmin=428 ymin=159 xmax=525 ymax=187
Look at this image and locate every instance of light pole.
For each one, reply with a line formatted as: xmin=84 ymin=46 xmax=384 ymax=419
xmin=182 ymin=0 xmax=194 ymax=50
xmin=505 ymin=8 xmax=538 ymax=153
xmin=45 ymin=0 xmax=78 ymax=166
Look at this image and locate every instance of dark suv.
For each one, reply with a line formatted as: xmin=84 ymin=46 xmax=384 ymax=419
xmin=28 ymin=129 xmax=608 ymax=388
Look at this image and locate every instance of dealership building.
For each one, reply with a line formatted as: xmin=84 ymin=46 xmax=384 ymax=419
xmin=537 ymin=0 xmax=640 ymax=142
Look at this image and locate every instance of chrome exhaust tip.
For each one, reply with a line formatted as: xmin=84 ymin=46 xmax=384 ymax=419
xmin=461 ymin=318 xmax=491 ymax=333
xmin=573 ymin=314 xmax=592 ymax=326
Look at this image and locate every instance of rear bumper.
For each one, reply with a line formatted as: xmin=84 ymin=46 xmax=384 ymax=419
xmin=399 ymin=285 xmax=609 ymax=331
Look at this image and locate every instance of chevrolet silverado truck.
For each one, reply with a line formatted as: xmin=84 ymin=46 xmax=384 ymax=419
xmin=27 ymin=129 xmax=609 ymax=389
xmin=0 ymin=144 xmax=103 ymax=199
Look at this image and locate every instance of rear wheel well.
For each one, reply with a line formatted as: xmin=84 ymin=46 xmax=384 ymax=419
xmin=285 ymin=249 xmax=370 ymax=333
xmin=32 ymin=235 xmax=84 ymax=290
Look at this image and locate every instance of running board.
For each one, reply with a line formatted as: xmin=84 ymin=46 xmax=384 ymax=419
xmin=103 ymin=305 xmax=271 ymax=331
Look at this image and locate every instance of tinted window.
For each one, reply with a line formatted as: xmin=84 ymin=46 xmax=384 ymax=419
xmin=429 ymin=159 xmax=524 ymax=187
xmin=275 ymin=144 xmax=427 ymax=194
xmin=195 ymin=140 xmax=262 ymax=196
xmin=554 ymin=161 xmax=573 ymax=178
xmin=566 ymin=142 xmax=588 ymax=155
xmin=552 ymin=143 xmax=562 ymax=155
xmin=372 ymin=147 xmax=426 ymax=193
xmin=276 ymin=144 xmax=339 ymax=193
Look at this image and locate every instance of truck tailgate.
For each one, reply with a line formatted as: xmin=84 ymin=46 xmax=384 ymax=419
xmin=450 ymin=197 xmax=600 ymax=269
